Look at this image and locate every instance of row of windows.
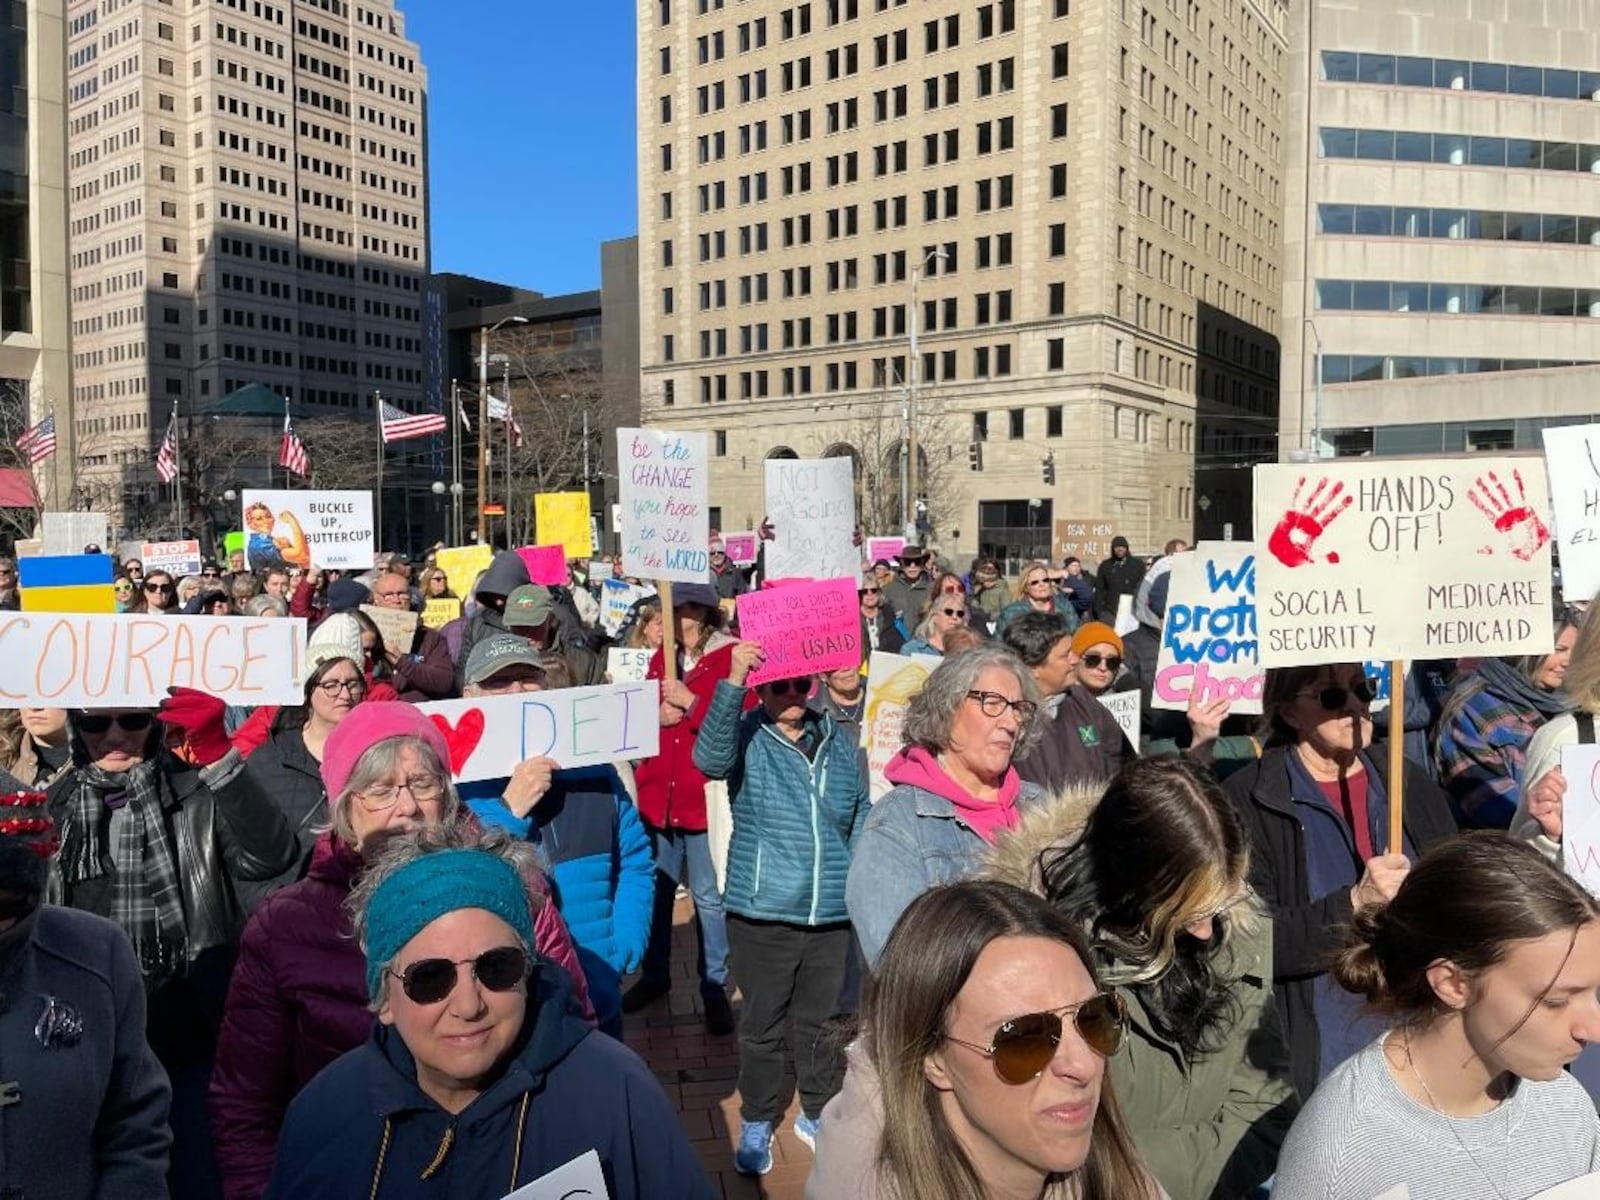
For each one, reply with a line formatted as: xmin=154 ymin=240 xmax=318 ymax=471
xmin=1318 ymin=204 xmax=1600 ymax=246
xmin=1315 ymin=279 xmax=1600 ymax=318
xmin=1321 ymin=355 xmax=1600 ymax=385
xmin=1321 ymin=50 xmax=1600 ymax=103
xmin=1319 ymin=126 xmax=1600 ymax=173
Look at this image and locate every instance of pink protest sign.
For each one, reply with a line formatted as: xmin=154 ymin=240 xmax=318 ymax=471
xmin=735 ymin=576 xmax=862 ymax=686
xmin=866 ymin=536 xmax=905 ymax=563
xmin=516 ymin=544 xmax=569 ymax=586
xmin=721 ymin=531 xmax=759 ymax=565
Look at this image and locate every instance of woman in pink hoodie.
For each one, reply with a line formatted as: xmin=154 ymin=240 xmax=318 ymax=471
xmin=846 ymin=644 xmax=1047 ymax=967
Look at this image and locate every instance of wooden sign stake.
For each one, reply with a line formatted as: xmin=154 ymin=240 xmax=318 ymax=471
xmin=659 ymin=579 xmax=679 ymax=684
xmin=1388 ymin=658 xmax=1405 ymax=855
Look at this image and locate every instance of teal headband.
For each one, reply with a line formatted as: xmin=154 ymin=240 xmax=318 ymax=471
xmin=363 ymin=848 xmax=535 ymax=998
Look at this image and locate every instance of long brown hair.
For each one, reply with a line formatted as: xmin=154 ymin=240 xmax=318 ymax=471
xmin=863 ymin=880 xmax=1158 ymax=1200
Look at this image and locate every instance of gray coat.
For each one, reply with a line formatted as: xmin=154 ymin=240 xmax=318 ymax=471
xmin=0 ymin=905 xmax=171 ymax=1198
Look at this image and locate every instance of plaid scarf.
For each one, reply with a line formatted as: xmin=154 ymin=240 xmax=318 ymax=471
xmin=58 ymin=757 xmax=187 ymax=986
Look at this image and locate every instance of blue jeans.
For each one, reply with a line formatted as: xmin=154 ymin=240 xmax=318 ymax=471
xmin=640 ymin=827 xmax=729 ymax=993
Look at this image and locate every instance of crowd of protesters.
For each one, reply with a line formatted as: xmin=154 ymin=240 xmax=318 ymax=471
xmin=0 ymin=527 xmax=1596 ymax=1199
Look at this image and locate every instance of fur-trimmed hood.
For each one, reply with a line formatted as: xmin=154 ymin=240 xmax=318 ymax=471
xmin=983 ymin=784 xmax=1102 ymax=893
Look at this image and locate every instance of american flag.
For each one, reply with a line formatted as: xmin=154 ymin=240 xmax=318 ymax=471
xmin=487 ymin=394 xmax=524 ymax=448
xmin=279 ymin=413 xmax=309 ymax=478
xmin=380 ymin=400 xmax=446 ymax=443
xmin=154 ymin=414 xmax=179 ymax=484
xmin=15 ymin=413 xmax=56 ymax=465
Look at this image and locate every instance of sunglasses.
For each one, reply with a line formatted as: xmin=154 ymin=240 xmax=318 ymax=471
xmin=940 ymin=607 xmax=968 ymax=619
xmin=945 ymin=993 xmax=1127 ymax=1084
xmin=202 ymin=570 xmax=220 ymax=578
xmin=765 ymin=677 xmax=812 ymax=697
xmin=1300 ymin=679 xmax=1376 ymax=711
xmin=145 ymin=582 xmax=173 ymax=593
xmin=861 ymin=586 xmax=881 ymax=594
xmin=388 ymin=946 xmax=530 ymax=1006
xmin=1080 ymin=653 xmax=1122 ymax=672
xmin=78 ymin=713 xmax=154 ymax=735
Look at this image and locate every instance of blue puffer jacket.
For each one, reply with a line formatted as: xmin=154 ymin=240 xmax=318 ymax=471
xmin=693 ymin=681 xmax=868 ymax=926
xmin=463 ymin=766 xmax=655 ymax=1037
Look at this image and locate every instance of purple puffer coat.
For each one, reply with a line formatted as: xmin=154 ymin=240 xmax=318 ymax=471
xmin=208 ymin=830 xmax=594 ymax=1200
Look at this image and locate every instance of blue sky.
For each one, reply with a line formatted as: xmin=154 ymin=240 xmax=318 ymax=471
xmin=406 ymin=3 xmax=638 ymax=297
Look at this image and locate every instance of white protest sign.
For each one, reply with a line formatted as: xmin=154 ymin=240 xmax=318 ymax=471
xmin=1541 ymin=424 xmax=1600 ymax=600
xmin=503 ymin=1148 xmax=609 ymax=1200
xmin=765 ymin=456 xmax=860 ymax=583
xmin=1253 ymin=458 xmax=1553 ymax=667
xmin=607 ymin=647 xmax=652 ymax=682
xmin=359 ymin=604 xmax=418 ymax=657
xmin=862 ymin=651 xmax=941 ymax=801
xmin=1098 ymin=689 xmax=1141 ymax=746
xmin=42 ymin=512 xmax=108 ymax=555
xmin=1154 ymin=546 xmax=1262 ymax=714
xmin=0 ymin=613 xmax=306 ymax=707
xmin=241 ymin=490 xmax=373 ymax=571
xmin=616 ymin=427 xmax=710 ymax=583
xmin=1531 ymin=1178 xmax=1600 ymax=1200
xmin=140 ymin=539 xmax=203 ymax=578
xmin=1560 ymin=743 xmax=1600 ymax=897
xmin=416 ymin=683 xmax=661 ymax=783
xmin=600 ymin=579 xmax=655 ymax=636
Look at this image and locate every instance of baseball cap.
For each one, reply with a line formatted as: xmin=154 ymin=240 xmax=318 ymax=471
xmin=503 ymin=584 xmax=552 ymax=629
xmin=464 ymin=634 xmax=547 ymax=687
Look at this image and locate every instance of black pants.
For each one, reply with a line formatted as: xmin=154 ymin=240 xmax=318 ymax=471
xmin=726 ymin=915 xmax=851 ymax=1124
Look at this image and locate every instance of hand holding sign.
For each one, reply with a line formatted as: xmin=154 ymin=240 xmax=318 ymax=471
xmin=727 ymin=640 xmax=766 ymax=687
xmin=1266 ymin=477 xmax=1352 ymax=568
xmin=1469 ymin=468 xmax=1550 ymax=560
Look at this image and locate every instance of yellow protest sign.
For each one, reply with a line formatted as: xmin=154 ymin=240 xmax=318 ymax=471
xmin=421 ymin=597 xmax=462 ymax=629
xmin=535 ymin=492 xmax=593 ymax=559
xmin=433 ymin=544 xmax=494 ymax=595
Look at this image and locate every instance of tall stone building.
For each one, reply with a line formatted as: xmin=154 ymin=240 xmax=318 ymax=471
xmin=1280 ymin=0 xmax=1600 ymax=462
xmin=637 ymin=0 xmax=1287 ymax=558
xmin=64 ymin=0 xmax=428 ymax=529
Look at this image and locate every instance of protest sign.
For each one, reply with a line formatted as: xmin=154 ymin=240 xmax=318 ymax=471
xmin=42 ymin=512 xmax=108 ymax=556
xmin=359 ymin=604 xmax=418 ymax=657
xmin=865 ymin=536 xmax=906 ymax=564
xmin=862 ymin=651 xmax=941 ymax=801
xmin=223 ymin=531 xmax=245 ymax=562
xmin=534 ymin=492 xmax=593 ymax=559
xmin=587 ymin=558 xmax=613 ymax=584
xmin=415 ymin=683 xmax=660 ymax=783
xmin=141 ymin=539 xmax=202 ymax=579
xmin=421 ymin=597 xmax=461 ymax=629
xmin=434 ymin=544 xmax=494 ymax=594
xmin=1561 ymin=743 xmax=1600 ymax=897
xmin=1154 ymin=545 xmax=1263 ymax=714
xmin=516 ymin=545 xmax=569 ymax=587
xmin=765 ymin=456 xmax=859 ymax=583
xmin=735 ymin=576 xmax=861 ymax=686
xmin=504 ymin=1149 xmax=607 ymax=1200
xmin=11 ymin=539 xmax=40 ymax=558
xmin=1055 ymin=518 xmax=1115 ymax=563
xmin=18 ymin=554 xmax=116 ymax=614
xmin=1253 ymin=458 xmax=1554 ymax=667
xmin=607 ymin=647 xmax=653 ymax=683
xmin=1099 ymin=689 xmax=1141 ymax=746
xmin=721 ymin=531 xmax=759 ymax=565
xmin=241 ymin=490 xmax=373 ymax=572
xmin=0 ymin=613 xmax=306 ymax=707
xmin=1541 ymin=424 xmax=1600 ymax=600
xmin=617 ymin=427 xmax=710 ymax=582
xmin=600 ymin=579 xmax=655 ymax=635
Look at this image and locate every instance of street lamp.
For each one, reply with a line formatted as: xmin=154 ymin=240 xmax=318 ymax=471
xmin=906 ymin=248 xmax=949 ymax=539
xmin=1301 ymin=318 xmax=1324 ymax=459
xmin=477 ymin=316 xmax=529 ymax=542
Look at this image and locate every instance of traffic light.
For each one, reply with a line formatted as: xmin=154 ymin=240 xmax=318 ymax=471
xmin=1042 ymin=452 xmax=1056 ymax=485
xmin=968 ymin=441 xmax=984 ymax=471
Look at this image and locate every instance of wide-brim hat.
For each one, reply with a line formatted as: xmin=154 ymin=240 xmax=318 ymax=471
xmin=896 ymin=545 xmax=929 ymax=562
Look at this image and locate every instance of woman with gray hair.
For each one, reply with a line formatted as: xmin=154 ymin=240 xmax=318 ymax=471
xmin=209 ymin=704 xmax=592 ymax=1200
xmin=264 ymin=824 xmax=715 ymax=1199
xmin=242 ymin=592 xmax=288 ymax=618
xmin=846 ymin=643 xmax=1046 ymax=966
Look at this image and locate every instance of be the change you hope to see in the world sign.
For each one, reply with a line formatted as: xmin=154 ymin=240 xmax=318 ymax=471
xmin=1252 ymin=457 xmax=1554 ymax=667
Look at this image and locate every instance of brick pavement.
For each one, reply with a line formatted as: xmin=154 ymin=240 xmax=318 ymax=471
xmin=626 ymin=896 xmax=815 ymax=1200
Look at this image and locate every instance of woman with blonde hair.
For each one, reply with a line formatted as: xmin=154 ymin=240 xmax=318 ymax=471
xmin=1513 ymin=603 xmax=1600 ymax=859
xmin=997 ymin=560 xmax=1080 ymax=638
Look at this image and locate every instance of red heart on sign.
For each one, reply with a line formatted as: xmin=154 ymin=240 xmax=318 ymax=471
xmin=429 ymin=709 xmax=485 ymax=775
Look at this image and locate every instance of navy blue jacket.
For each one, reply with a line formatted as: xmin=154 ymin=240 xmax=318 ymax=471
xmin=264 ymin=964 xmax=715 ymax=1199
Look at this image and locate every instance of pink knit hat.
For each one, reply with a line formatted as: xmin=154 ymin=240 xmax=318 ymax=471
xmin=320 ymin=702 xmax=451 ymax=805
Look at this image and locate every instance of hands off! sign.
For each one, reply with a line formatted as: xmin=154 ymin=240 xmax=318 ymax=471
xmin=1253 ymin=459 xmax=1553 ymax=667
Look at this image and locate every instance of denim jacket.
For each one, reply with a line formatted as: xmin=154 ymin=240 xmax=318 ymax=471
xmin=845 ymin=780 xmax=1046 ymax=968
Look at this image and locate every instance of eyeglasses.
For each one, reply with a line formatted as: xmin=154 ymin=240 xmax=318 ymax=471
xmin=765 ymin=677 xmax=812 ymax=697
xmin=145 ymin=582 xmax=173 ymax=593
xmin=965 ymin=690 xmax=1038 ymax=721
xmin=357 ymin=775 xmax=446 ymax=808
xmin=940 ymin=607 xmax=968 ymax=619
xmin=374 ymin=591 xmax=409 ymax=601
xmin=388 ymin=946 xmax=530 ymax=1006
xmin=1299 ymin=679 xmax=1376 ymax=711
xmin=944 ymin=994 xmax=1127 ymax=1084
xmin=1079 ymin=653 xmax=1122 ymax=672
xmin=78 ymin=712 xmax=154 ymax=735
xmin=315 ymin=677 xmax=367 ymax=698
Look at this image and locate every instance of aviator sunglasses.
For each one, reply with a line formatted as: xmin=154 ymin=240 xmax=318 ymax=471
xmin=1300 ymin=678 xmax=1376 ymax=712
xmin=388 ymin=946 xmax=530 ymax=1005
xmin=945 ymin=993 xmax=1128 ymax=1084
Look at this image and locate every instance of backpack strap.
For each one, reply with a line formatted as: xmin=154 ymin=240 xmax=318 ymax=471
xmin=1577 ymin=712 xmax=1596 ymax=745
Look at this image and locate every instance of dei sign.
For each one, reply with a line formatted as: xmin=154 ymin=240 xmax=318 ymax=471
xmin=1252 ymin=459 xmax=1554 ymax=667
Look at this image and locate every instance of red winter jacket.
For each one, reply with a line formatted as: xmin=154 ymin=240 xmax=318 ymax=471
xmin=634 ymin=639 xmax=757 ymax=832
xmin=208 ymin=829 xmax=594 ymax=1200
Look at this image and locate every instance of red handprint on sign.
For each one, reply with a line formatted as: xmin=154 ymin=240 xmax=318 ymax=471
xmin=1266 ymin=476 xmax=1353 ymax=568
xmin=1468 ymin=469 xmax=1549 ymax=561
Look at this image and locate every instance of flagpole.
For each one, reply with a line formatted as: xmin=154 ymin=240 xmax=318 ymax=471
xmin=375 ymin=389 xmax=385 ymax=553
xmin=171 ymin=399 xmax=183 ymax=535
xmin=503 ymin=360 xmax=513 ymax=545
xmin=451 ymin=380 xmax=462 ymax=545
